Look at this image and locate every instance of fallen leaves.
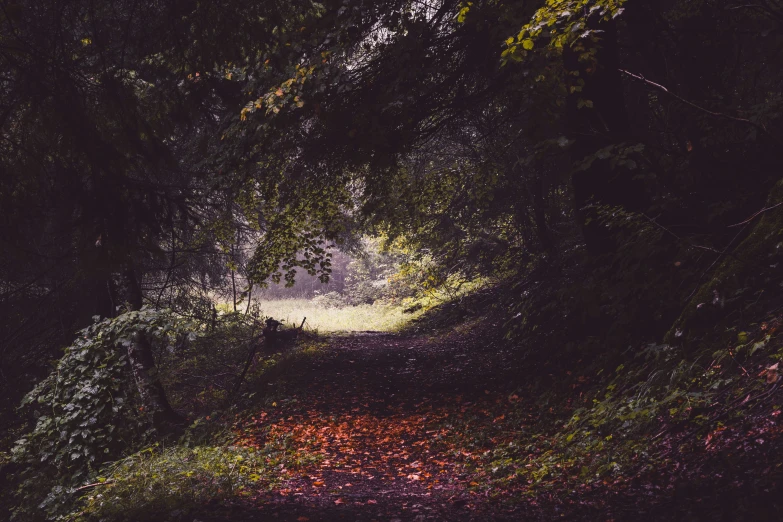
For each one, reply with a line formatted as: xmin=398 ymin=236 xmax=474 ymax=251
xmin=705 ymin=426 xmax=727 ymax=448
xmin=762 ymin=362 xmax=780 ymax=384
xmin=240 ymin=404 xmax=458 ymax=488
xmin=221 ymin=324 xmax=783 ymax=522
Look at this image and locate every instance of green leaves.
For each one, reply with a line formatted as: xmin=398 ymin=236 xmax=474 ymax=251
xmin=502 ymin=0 xmax=628 ymax=64
xmin=456 ymin=2 xmax=472 ymax=23
xmin=13 ymin=309 xmax=202 ymax=519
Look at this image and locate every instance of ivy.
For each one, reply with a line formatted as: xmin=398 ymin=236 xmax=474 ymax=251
xmin=11 ymin=309 xmax=200 ymax=520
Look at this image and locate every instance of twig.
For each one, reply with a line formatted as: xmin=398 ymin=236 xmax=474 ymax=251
xmin=227 ymin=334 xmax=260 ymax=403
xmin=684 ymin=224 xmax=749 ymax=302
xmin=727 ymin=2 xmax=783 ymax=22
xmin=682 ymin=200 xmax=783 ymax=300
xmin=641 ymin=213 xmax=680 ymax=240
xmin=750 ymin=378 xmax=781 ymax=406
xmin=74 ymin=481 xmax=113 ymax=492
xmin=728 ymin=202 xmax=783 ymax=227
xmin=619 ymin=69 xmax=782 ymax=146
xmin=673 ymin=199 xmax=783 ymax=302
xmin=727 ymin=347 xmax=751 ymax=377
xmin=641 ymin=213 xmax=741 ymax=260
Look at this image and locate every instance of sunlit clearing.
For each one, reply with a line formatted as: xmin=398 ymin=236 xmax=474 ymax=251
xmin=253 ymin=298 xmax=419 ymax=332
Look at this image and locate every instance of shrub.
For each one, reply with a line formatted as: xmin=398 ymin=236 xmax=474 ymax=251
xmin=310 ymin=291 xmax=346 ymax=308
xmin=11 ymin=309 xmax=199 ymax=520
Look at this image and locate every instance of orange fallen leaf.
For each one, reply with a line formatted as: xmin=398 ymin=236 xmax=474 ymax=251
xmin=297 ymin=518 xmax=309 ymax=522
xmin=334 ymin=498 xmax=345 ymax=505
xmin=763 ymin=363 xmax=780 ymax=384
xmin=313 ymin=481 xmax=324 ymax=487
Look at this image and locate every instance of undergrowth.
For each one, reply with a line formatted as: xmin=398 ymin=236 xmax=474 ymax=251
xmin=7 ymin=307 xmax=330 ymax=521
xmin=68 ymin=432 xmax=321 ymax=522
xmin=447 ymin=313 xmax=783 ymax=502
xmin=406 ymin=251 xmax=783 ymax=513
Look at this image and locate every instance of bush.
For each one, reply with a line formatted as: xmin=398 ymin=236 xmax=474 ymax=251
xmin=161 ymin=310 xmax=263 ymax=415
xmin=11 ymin=309 xmax=200 ymax=521
xmin=310 ymin=291 xmax=346 ymax=308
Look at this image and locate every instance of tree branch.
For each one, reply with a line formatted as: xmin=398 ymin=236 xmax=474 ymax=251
xmin=728 ymin=202 xmax=783 ymax=228
xmin=619 ymin=69 xmax=782 ymax=146
xmin=74 ymin=481 xmax=113 ymax=492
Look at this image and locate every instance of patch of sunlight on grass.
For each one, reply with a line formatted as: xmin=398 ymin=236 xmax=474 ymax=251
xmin=253 ymin=299 xmax=418 ymax=332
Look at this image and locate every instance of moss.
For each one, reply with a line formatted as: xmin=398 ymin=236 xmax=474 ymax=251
xmin=667 ymin=178 xmax=783 ymax=347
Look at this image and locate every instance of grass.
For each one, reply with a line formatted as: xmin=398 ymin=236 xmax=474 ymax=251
xmin=251 ymin=299 xmax=419 ymax=332
xmin=69 ymin=434 xmax=321 ymax=522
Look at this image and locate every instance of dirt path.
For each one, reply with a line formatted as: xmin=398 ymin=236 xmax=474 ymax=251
xmin=196 ymin=330 xmax=783 ymax=522
xmin=204 ymin=331 xmax=525 ymax=521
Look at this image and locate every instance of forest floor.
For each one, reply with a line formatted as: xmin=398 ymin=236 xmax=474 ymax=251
xmin=194 ymin=326 xmax=783 ymax=522
xmin=203 ymin=329 xmax=522 ymax=521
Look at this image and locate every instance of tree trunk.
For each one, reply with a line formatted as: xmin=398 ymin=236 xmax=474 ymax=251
xmin=232 ymin=269 xmax=237 ymax=312
xmin=245 ymin=281 xmax=254 ymax=314
xmin=565 ymin=18 xmax=641 ymax=255
xmin=88 ymin=228 xmax=117 ymax=320
xmin=125 ymin=267 xmax=182 ymax=431
xmin=530 ymin=175 xmax=554 ymax=254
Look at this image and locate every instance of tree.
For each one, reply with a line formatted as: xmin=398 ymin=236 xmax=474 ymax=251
xmin=0 ymin=0 xmax=333 ymax=426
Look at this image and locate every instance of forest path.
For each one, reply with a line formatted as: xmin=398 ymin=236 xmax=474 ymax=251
xmin=197 ymin=329 xmax=783 ymax=522
xmin=204 ymin=330 xmax=526 ymax=521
